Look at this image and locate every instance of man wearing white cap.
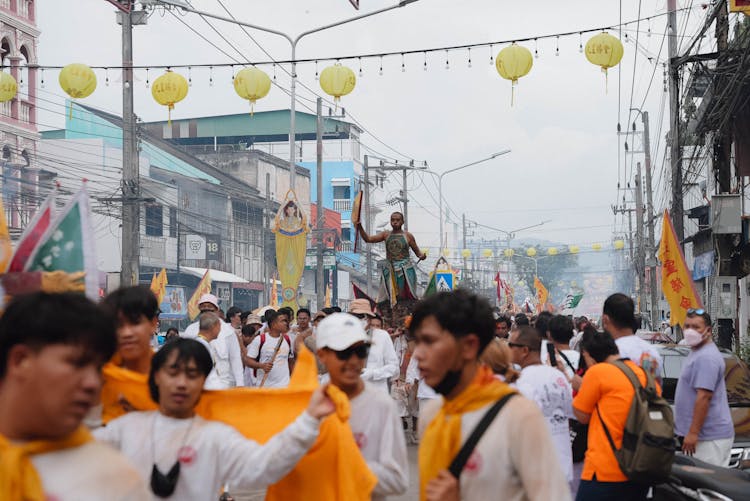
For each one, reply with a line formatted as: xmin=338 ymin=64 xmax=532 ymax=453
xmin=182 ymin=294 xmax=245 ymax=387
xmin=317 ymin=313 xmax=408 ymax=501
xmin=348 ymin=299 xmax=399 ymax=394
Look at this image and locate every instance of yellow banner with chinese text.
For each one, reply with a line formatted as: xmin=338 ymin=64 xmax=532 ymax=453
xmin=149 ymin=268 xmax=168 ymax=304
xmin=187 ymin=270 xmax=212 ymax=320
xmin=658 ymin=210 xmax=703 ymax=326
xmin=534 ymin=276 xmax=549 ymax=310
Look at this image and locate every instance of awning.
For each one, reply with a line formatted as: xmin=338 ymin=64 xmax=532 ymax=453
xmin=180 ymin=266 xmax=249 ymax=284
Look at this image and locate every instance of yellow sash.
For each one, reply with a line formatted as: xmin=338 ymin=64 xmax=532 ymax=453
xmin=0 ymin=426 xmax=93 ymax=501
xmin=419 ymin=366 xmax=515 ymax=500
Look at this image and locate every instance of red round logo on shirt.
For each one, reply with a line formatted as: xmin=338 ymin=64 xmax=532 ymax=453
xmin=353 ymin=432 xmax=368 ymax=450
xmin=178 ymin=445 xmax=197 ymax=465
xmin=463 ymin=450 xmax=483 ymax=475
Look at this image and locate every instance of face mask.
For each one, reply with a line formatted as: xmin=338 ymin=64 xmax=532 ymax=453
xmin=151 ymin=461 xmax=180 ymax=498
xmin=431 ymin=369 xmax=462 ymax=396
xmin=683 ymin=328 xmax=705 ymax=347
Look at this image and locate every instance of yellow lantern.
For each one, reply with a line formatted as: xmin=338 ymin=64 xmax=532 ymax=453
xmin=568 ymin=245 xmax=580 ymax=254
xmin=319 ymin=63 xmax=356 ymax=106
xmin=526 ymin=247 xmax=537 ymax=257
xmin=233 ymin=67 xmax=271 ymax=115
xmin=461 ymin=248 xmax=471 ymax=258
xmin=482 ymin=249 xmax=494 ymax=258
xmin=613 ymin=239 xmax=625 ymax=250
xmin=585 ymin=32 xmax=624 ymax=90
xmin=547 ymin=247 xmax=558 ymax=256
xmin=59 ymin=63 xmax=97 ymax=118
xmin=495 ymin=43 xmax=533 ymax=106
xmin=442 ymin=248 xmax=451 ymax=257
xmin=504 ymin=248 xmax=514 ymax=258
xmin=423 ymin=249 xmax=429 ymax=257
xmin=152 ymin=70 xmax=188 ymax=124
xmin=592 ymin=243 xmax=603 ymax=251
xmin=517 ymin=280 xmax=525 ymax=286
xmin=0 ymin=72 xmax=17 ymax=103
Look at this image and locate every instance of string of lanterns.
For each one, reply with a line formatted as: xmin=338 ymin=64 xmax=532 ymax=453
xmin=433 ymin=238 xmax=628 ymax=259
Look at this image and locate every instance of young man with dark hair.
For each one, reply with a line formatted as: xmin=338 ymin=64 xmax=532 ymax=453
xmin=225 ymin=306 xmax=243 ymax=333
xmin=0 ymin=292 xmax=149 ymax=499
xmin=602 ymin=293 xmax=661 ymax=376
xmin=316 ymin=313 xmax=408 ymax=500
xmin=675 ymin=309 xmax=734 ymax=466
xmin=509 ymin=326 xmax=574 ymax=486
xmin=548 ymin=314 xmax=581 ymax=379
xmin=412 ymin=290 xmax=569 ymax=501
xmin=246 ymin=309 xmax=293 ymax=388
xmin=95 ymin=338 xmax=335 ymax=499
xmin=291 ymin=307 xmax=313 ymax=356
xmin=495 ymin=315 xmax=511 ymax=339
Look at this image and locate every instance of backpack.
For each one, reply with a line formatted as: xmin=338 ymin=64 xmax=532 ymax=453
xmin=253 ymin=333 xmax=292 ymax=377
xmin=595 ymin=359 xmax=676 ymax=485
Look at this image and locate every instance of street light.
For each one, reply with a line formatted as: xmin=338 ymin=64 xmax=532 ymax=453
xmin=423 ymin=149 xmax=512 ymax=249
xmin=154 ymin=0 xmax=421 ymax=191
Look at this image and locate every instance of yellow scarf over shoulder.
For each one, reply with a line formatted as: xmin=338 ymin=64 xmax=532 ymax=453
xmin=419 ymin=366 xmax=515 ymax=500
xmin=0 ymin=426 xmax=93 ymax=501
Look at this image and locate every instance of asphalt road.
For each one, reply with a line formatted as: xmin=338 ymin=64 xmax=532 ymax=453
xmin=234 ymin=444 xmax=420 ymax=501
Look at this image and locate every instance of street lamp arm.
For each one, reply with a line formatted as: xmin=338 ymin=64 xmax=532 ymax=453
xmin=294 ymin=1 xmax=420 ymax=45
xmin=508 ymin=219 xmax=552 ymax=235
xmin=438 ymin=149 xmax=511 ymax=180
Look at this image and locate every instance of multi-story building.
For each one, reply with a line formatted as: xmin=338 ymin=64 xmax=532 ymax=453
xmin=0 ymin=0 xmax=41 ymax=234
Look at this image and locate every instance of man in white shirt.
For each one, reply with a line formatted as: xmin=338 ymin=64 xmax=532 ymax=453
xmin=509 ymin=326 xmax=574 ymax=485
xmin=194 ymin=312 xmax=227 ymax=390
xmin=316 ymin=313 xmax=408 ymax=501
xmin=182 ymin=294 xmax=245 ymax=387
xmin=547 ymin=315 xmax=581 ymax=379
xmin=348 ymin=299 xmax=398 ymax=393
xmin=602 ymin=293 xmax=662 ymax=377
xmin=95 ymin=337 xmax=335 ymax=499
xmin=246 ymin=309 xmax=293 ymax=388
xmin=0 ymin=292 xmax=149 ymax=500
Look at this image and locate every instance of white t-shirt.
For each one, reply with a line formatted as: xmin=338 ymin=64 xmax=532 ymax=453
xmin=405 ymin=355 xmax=438 ymax=400
xmin=246 ymin=333 xmax=291 ymax=388
xmin=31 ymin=440 xmax=150 ymax=500
xmin=183 ymin=321 xmax=245 ymax=387
xmin=362 ymin=328 xmax=399 ymax=393
xmin=541 ymin=343 xmax=581 ymax=379
xmin=615 ymin=334 xmax=662 ymax=376
xmin=514 ymin=364 xmax=574 ymax=483
xmin=94 ymin=410 xmax=320 ymax=500
xmin=349 ymin=383 xmax=409 ymax=500
xmin=194 ymin=336 xmax=227 ymax=390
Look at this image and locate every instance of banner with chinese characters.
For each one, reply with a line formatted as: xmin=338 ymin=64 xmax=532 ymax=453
xmin=658 ymin=210 xmax=703 ymax=326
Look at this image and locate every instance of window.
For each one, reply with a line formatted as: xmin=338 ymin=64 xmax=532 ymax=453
xmin=169 ymin=207 xmax=177 ymax=237
xmin=341 ymin=227 xmax=351 ymax=241
xmin=145 ymin=204 xmax=163 ymax=237
xmin=333 ymin=185 xmax=350 ymax=200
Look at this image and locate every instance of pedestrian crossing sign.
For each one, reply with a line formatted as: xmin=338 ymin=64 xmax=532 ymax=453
xmin=436 ymin=272 xmax=454 ymax=292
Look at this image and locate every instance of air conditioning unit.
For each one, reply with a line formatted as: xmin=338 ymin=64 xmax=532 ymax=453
xmin=712 ymin=194 xmax=742 ymax=234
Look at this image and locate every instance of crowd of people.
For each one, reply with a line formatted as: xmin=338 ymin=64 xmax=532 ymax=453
xmin=0 ymin=285 xmax=739 ymax=500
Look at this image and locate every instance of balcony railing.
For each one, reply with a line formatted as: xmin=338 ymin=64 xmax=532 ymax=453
xmin=0 ymin=0 xmax=10 ymax=10
xmin=339 ymin=240 xmax=353 ymax=252
xmin=333 ymin=199 xmax=351 ymax=211
xmin=19 ymin=101 xmax=31 ymax=124
xmin=0 ymin=100 xmax=10 ymax=118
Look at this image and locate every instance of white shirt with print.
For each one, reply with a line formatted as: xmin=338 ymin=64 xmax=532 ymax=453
xmin=349 ymin=383 xmax=409 ymax=500
xmin=31 ymin=440 xmax=150 ymax=500
xmin=94 ymin=410 xmax=320 ymax=500
xmin=514 ymin=364 xmax=574 ymax=483
xmin=362 ymin=328 xmax=399 ymax=393
xmin=246 ymin=333 xmax=291 ymax=388
xmin=615 ymin=334 xmax=663 ymax=376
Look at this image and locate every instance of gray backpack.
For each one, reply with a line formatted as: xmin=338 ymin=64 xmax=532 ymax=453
xmin=595 ymin=359 xmax=676 ymax=485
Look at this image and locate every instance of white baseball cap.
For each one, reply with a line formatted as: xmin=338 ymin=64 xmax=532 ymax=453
xmin=198 ymin=293 xmax=219 ymax=309
xmin=316 ymin=313 xmax=369 ymax=351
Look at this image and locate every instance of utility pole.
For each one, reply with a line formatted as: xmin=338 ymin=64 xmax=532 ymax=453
xmin=264 ymin=173 xmax=271 ymax=304
xmin=642 ymin=111 xmax=659 ymax=329
xmin=635 ymin=163 xmax=648 ymax=318
xmin=613 ymin=203 xmax=637 ymax=300
xmin=402 ymin=166 xmax=408 ymax=230
xmin=315 ymin=97 xmax=325 ymax=311
xmin=462 ymin=213 xmax=468 ymax=281
xmin=363 ymin=155 xmax=372 ymax=296
xmin=667 ymin=0 xmax=684 ymax=245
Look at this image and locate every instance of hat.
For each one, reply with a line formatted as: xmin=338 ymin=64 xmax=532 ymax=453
xmin=313 ymin=311 xmax=327 ymax=321
xmin=245 ymin=314 xmax=262 ymax=326
xmin=198 ymin=294 xmax=219 ymax=309
xmin=349 ymin=298 xmax=376 ymax=318
xmin=316 ymin=313 xmax=369 ymax=351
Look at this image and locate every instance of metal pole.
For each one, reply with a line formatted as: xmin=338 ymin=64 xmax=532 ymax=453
xmin=642 ymin=111 xmax=659 ymax=328
xmin=121 ymin=5 xmax=139 ymax=286
xmin=462 ymin=213 xmax=467 ymax=278
xmin=315 ymin=97 xmax=325 ymax=311
xmin=635 ymin=162 xmax=647 ymax=315
xmin=667 ymin=0 xmax=684 ymax=245
xmin=402 ymin=167 xmax=408 ymax=230
xmin=364 ymin=155 xmax=372 ymax=296
xmin=264 ymin=172 xmax=271 ymax=304
xmin=438 ymin=175 xmax=443 ymax=250
xmin=289 ymin=45 xmax=297 ymax=192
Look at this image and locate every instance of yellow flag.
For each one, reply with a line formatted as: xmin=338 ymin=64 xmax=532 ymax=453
xmin=149 ymin=268 xmax=168 ymax=304
xmin=187 ymin=270 xmax=212 ymax=320
xmin=271 ymin=273 xmax=279 ymax=308
xmin=0 ymin=195 xmax=12 ymax=273
xmin=534 ymin=276 xmax=549 ymax=308
xmin=658 ymin=210 xmax=702 ymax=326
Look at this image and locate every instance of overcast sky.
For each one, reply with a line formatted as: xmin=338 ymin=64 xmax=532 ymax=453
xmin=36 ymin=0 xmax=708 ymax=251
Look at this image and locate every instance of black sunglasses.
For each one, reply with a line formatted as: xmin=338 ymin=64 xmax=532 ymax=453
xmin=333 ymin=344 xmax=370 ymax=361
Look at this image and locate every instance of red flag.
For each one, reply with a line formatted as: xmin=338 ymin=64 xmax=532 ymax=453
xmin=8 ymin=193 xmax=54 ymax=272
xmin=352 ymin=281 xmax=377 ymax=312
xmin=495 ymin=272 xmax=502 ymax=302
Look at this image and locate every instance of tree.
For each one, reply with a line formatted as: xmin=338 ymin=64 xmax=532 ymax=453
xmin=507 ymin=246 xmax=579 ymax=306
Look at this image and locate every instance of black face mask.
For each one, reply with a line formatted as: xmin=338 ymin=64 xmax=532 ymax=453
xmin=151 ymin=461 xmax=180 ymax=498
xmin=431 ymin=369 xmax=463 ymax=396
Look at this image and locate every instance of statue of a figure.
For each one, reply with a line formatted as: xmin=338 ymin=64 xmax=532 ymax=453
xmin=356 ymin=211 xmax=426 ymax=307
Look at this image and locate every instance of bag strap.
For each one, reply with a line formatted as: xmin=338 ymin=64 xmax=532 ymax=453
xmin=557 ymin=350 xmax=576 ymax=373
xmin=611 ymin=359 xmax=650 ymax=395
xmin=595 ymin=405 xmax=618 ymax=455
xmin=448 ymin=393 xmax=516 ymax=479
